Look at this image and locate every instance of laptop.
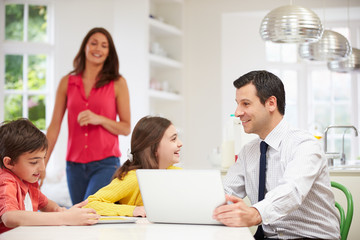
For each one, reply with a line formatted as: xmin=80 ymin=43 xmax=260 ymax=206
xmin=136 ymin=169 xmax=226 ymax=225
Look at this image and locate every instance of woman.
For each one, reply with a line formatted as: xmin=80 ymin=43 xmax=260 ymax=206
xmin=45 ymin=27 xmax=131 ymax=204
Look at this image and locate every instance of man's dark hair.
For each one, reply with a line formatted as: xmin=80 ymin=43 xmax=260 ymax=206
xmin=0 ymin=118 xmax=48 ymax=168
xmin=233 ymin=70 xmax=286 ymax=115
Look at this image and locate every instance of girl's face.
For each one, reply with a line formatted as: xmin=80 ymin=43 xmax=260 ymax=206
xmin=85 ymin=32 xmax=109 ymax=66
xmin=157 ymin=124 xmax=182 ymax=169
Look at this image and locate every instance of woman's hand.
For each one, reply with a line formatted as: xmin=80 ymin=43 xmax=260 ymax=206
xmin=77 ymin=110 xmax=103 ymax=126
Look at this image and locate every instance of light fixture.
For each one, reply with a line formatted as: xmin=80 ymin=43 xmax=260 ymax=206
xmin=299 ymin=30 xmax=351 ymax=61
xmin=259 ymin=5 xmax=323 ymax=43
xmin=327 ymin=48 xmax=360 ymax=72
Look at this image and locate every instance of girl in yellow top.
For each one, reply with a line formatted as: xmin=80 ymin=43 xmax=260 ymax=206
xmin=84 ymin=116 xmax=182 ymax=217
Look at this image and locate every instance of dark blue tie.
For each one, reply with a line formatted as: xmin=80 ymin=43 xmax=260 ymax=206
xmin=254 ymin=141 xmax=268 ymax=240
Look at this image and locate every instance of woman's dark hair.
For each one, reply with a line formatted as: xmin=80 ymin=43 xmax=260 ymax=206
xmin=113 ymin=116 xmax=172 ymax=180
xmin=233 ymin=70 xmax=286 ymax=115
xmin=0 ymin=118 xmax=48 ymax=168
xmin=70 ymin=27 xmax=121 ymax=88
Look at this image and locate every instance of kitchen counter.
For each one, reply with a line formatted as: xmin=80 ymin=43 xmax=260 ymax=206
xmin=329 ymin=163 xmax=360 ymax=175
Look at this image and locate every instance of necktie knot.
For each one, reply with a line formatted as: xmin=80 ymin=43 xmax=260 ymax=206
xmin=260 ymin=141 xmax=268 ymax=154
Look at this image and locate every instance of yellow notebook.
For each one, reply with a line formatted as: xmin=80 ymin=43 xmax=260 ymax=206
xmin=98 ymin=216 xmax=137 ymax=224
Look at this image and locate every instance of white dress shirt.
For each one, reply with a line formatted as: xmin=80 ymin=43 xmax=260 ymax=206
xmin=223 ymin=119 xmax=340 ymax=239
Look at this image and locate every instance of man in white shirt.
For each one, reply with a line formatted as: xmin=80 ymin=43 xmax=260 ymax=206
xmin=213 ymin=70 xmax=340 ymax=239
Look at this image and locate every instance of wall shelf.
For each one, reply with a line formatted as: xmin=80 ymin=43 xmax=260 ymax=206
xmin=149 ymin=53 xmax=182 ymax=69
xmin=149 ymin=89 xmax=183 ymax=101
xmin=149 ymin=18 xmax=182 ymax=37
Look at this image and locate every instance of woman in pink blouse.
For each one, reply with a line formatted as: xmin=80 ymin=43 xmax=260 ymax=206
xmin=44 ymin=27 xmax=131 ymax=204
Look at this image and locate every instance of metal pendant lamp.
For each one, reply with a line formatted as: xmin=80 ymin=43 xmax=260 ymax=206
xmin=328 ymin=48 xmax=360 ymax=72
xmin=259 ymin=5 xmax=323 ymax=43
xmin=299 ymin=30 xmax=351 ymax=61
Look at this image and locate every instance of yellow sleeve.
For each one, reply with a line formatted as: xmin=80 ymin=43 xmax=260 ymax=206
xmin=84 ymin=171 xmax=139 ymax=216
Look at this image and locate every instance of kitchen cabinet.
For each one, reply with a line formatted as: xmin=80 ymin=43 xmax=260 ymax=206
xmin=148 ymin=0 xmax=184 ymax=131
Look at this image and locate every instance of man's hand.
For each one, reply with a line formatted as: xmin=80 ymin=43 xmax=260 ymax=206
xmin=213 ymin=194 xmax=262 ymax=227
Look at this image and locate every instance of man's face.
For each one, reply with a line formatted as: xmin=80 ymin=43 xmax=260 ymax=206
xmin=234 ymin=83 xmax=272 ymax=139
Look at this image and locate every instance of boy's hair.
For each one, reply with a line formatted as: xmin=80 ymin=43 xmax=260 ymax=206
xmin=233 ymin=70 xmax=286 ymax=115
xmin=113 ymin=116 xmax=172 ymax=180
xmin=0 ymin=118 xmax=48 ymax=168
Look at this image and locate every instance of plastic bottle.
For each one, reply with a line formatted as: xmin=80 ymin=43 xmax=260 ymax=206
xmin=221 ymin=114 xmax=238 ymax=170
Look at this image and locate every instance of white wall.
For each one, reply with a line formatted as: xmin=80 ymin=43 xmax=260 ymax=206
xmin=112 ymin=0 xmax=149 ymax=163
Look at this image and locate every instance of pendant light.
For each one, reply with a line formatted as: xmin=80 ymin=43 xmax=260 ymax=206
xmin=327 ymin=48 xmax=360 ymax=72
xmin=259 ymin=5 xmax=323 ymax=43
xmin=299 ymin=30 xmax=351 ymax=61
xmin=327 ymin=0 xmax=359 ymax=72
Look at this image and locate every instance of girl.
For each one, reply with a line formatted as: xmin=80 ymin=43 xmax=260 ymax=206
xmin=44 ymin=27 xmax=131 ymax=204
xmin=84 ymin=116 xmax=182 ymax=217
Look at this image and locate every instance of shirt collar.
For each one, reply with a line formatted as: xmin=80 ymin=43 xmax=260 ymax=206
xmin=0 ymin=168 xmax=30 ymax=194
xmin=264 ymin=118 xmax=288 ymax=151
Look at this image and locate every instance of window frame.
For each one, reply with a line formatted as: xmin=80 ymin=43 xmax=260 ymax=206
xmin=0 ymin=0 xmax=55 ymax=129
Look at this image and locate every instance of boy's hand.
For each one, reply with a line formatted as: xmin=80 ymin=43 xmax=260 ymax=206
xmin=62 ymin=200 xmax=100 ymax=225
xmin=74 ymin=199 xmax=90 ymax=208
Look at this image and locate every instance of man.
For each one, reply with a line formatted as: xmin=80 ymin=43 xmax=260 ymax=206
xmin=213 ymin=70 xmax=340 ymax=239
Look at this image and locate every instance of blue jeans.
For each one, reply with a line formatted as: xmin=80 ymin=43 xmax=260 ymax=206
xmin=66 ymin=156 xmax=120 ymax=205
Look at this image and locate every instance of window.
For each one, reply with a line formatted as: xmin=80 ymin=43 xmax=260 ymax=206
xmin=265 ymin=24 xmax=359 ymax=162
xmin=266 ymin=42 xmax=299 ymax=128
xmin=0 ymin=1 xmax=53 ymax=130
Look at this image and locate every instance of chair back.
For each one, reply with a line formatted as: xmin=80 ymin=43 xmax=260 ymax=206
xmin=331 ymin=181 xmax=354 ymax=240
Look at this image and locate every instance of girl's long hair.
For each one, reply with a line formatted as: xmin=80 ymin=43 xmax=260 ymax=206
xmin=113 ymin=116 xmax=172 ymax=180
xmin=70 ymin=27 xmax=121 ymax=88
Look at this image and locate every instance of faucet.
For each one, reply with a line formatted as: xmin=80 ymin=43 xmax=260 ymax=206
xmin=324 ymin=125 xmax=358 ymax=165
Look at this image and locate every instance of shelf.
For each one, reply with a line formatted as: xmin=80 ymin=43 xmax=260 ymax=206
xmin=149 ymin=18 xmax=182 ymax=37
xmin=149 ymin=53 xmax=182 ymax=69
xmin=152 ymin=0 xmax=183 ymax=3
xmin=149 ymin=89 xmax=183 ymax=101
xmin=148 ymin=0 xmax=184 ymax=128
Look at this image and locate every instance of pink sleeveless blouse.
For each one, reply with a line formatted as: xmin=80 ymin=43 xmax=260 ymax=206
xmin=66 ymin=74 xmax=121 ymax=163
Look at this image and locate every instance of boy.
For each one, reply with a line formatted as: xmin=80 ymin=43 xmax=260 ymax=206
xmin=0 ymin=118 xmax=100 ymax=234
